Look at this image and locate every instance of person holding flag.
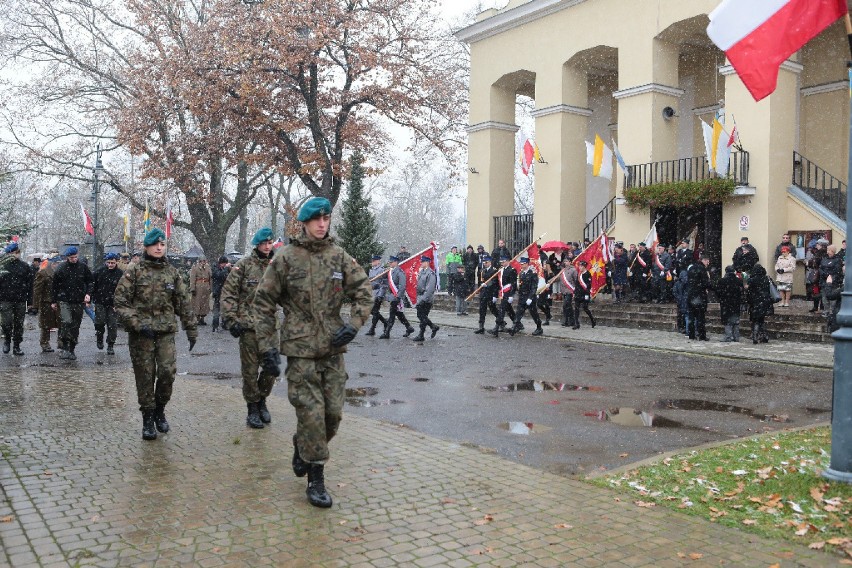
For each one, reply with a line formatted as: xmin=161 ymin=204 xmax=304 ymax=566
xmin=379 ymin=255 xmax=415 ymax=339
xmin=365 ymin=255 xmax=389 ymax=336
xmin=573 ymin=261 xmax=596 ymax=330
xmin=488 ymin=255 xmax=518 ymax=337
xmin=632 ymin=242 xmax=652 ymax=302
xmin=473 ymin=254 xmax=499 ymax=335
xmin=412 ymin=255 xmax=440 ymax=342
xmin=509 ymin=256 xmax=543 ymax=336
xmin=559 ymin=257 xmax=578 ymax=327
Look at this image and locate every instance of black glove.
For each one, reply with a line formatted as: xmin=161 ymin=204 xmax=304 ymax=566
xmin=776 ymin=268 xmax=784 ymax=274
xmin=262 ymin=349 xmax=281 ymax=377
xmin=188 ymin=338 xmax=196 ymax=351
xmin=139 ymin=325 xmax=157 ymax=339
xmin=331 ymin=324 xmax=357 ymax=348
xmin=229 ymin=322 xmax=244 ymax=338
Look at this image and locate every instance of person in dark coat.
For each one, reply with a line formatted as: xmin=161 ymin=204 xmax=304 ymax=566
xmin=610 ymin=244 xmax=629 ymax=303
xmin=27 ymin=256 xmax=41 ymax=314
xmin=450 ymin=265 xmax=470 ymax=315
xmin=210 ymin=256 xmax=231 ymax=333
xmin=825 ymin=263 xmax=845 ymax=332
xmin=745 ymin=264 xmax=774 ymax=343
xmin=819 ymin=245 xmax=843 ymax=314
xmin=0 ymin=243 xmax=34 ymax=355
xmin=686 ymin=254 xmax=712 ymax=340
xmin=716 ymin=265 xmax=743 ymax=342
xmin=490 ymin=240 xmax=511 ymax=270
xmin=462 ymin=245 xmax=478 ymax=293
xmin=91 ymin=252 xmax=124 ymax=354
xmin=474 ymin=255 xmax=499 ymax=334
xmin=51 ymin=246 xmax=94 ymax=360
xmin=672 ymin=268 xmax=690 ymax=334
xmin=732 ymin=236 xmax=760 ymax=273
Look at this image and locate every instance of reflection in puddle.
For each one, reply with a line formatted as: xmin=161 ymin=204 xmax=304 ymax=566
xmin=652 ymin=399 xmax=788 ymax=421
xmin=483 ymin=380 xmax=602 ymax=392
xmin=344 ymin=386 xmax=403 ymax=408
xmin=346 ymin=387 xmax=379 ymax=397
xmin=588 ymin=408 xmax=683 ymax=428
xmin=499 ymin=422 xmax=553 ymax=435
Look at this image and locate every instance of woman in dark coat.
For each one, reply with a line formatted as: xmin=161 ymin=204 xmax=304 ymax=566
xmin=716 ymin=265 xmax=743 ymax=342
xmin=745 ymin=263 xmax=774 ymax=344
xmin=610 ymin=245 xmax=629 ymax=303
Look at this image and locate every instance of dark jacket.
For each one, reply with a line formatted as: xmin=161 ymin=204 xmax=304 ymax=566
xmin=0 ymin=257 xmax=34 ymax=304
xmin=498 ymin=265 xmax=517 ymax=296
xmin=687 ymin=262 xmax=711 ymax=309
xmin=716 ymin=271 xmax=743 ymax=321
xmin=51 ymin=260 xmax=93 ymax=304
xmin=211 ymin=264 xmax=230 ymax=299
xmin=490 ymin=245 xmax=511 ymax=265
xmin=673 ymin=269 xmax=690 ymax=313
xmin=463 ymin=251 xmax=478 ymax=273
xmin=611 ymin=252 xmax=629 ymax=286
xmin=480 ymin=265 xmax=498 ymax=298
xmin=746 ymin=264 xmax=774 ymax=320
xmin=634 ymin=249 xmax=653 ymax=277
xmin=674 ymin=247 xmax=693 ymax=274
xmin=733 ymin=244 xmax=760 ymax=272
xmin=819 ymin=254 xmax=843 ymax=288
xmin=517 ymin=267 xmax=539 ymax=304
xmin=91 ymin=265 xmax=124 ymax=307
xmin=450 ymin=271 xmax=469 ymax=298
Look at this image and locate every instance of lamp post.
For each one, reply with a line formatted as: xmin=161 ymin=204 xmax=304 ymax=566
xmin=91 ymin=144 xmax=103 ymax=265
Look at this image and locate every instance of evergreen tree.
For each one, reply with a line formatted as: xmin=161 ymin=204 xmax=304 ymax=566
xmin=337 ymin=152 xmax=383 ymax=267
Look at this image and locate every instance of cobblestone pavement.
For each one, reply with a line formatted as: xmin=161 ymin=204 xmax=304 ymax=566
xmin=1 ymin=366 xmax=835 ymax=567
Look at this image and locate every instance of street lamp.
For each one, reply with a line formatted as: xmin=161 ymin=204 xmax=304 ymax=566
xmin=91 ymin=144 xmax=103 ymax=265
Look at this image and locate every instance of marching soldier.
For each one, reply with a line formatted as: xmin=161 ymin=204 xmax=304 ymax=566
xmin=559 ymin=257 xmax=577 ymax=328
xmin=365 ymin=255 xmax=388 ymax=336
xmin=650 ymin=243 xmax=672 ymax=303
xmin=509 ymin=256 xmax=543 ymax=336
xmin=474 ymin=254 xmax=499 ymax=334
xmin=114 ymin=228 xmax=198 ymax=441
xmin=91 ymin=252 xmax=124 ymax=354
xmin=220 ymin=227 xmax=278 ymax=429
xmin=632 ymin=242 xmax=652 ymax=302
xmin=573 ymin=260 xmax=596 ymax=329
xmin=412 ymin=255 xmax=439 ymax=342
xmin=211 ymin=256 xmax=231 ymax=333
xmin=0 ymin=242 xmax=34 ymax=355
xmin=253 ymin=197 xmax=372 ymax=508
xmin=51 ymin=246 xmax=93 ymax=360
xmin=379 ymin=255 xmax=415 ymax=338
xmin=488 ymin=255 xmax=517 ymax=337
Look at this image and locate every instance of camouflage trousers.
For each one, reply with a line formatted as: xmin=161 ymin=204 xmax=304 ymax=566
xmin=287 ymin=354 xmax=348 ymax=464
xmin=59 ymin=302 xmax=84 ymax=347
xmin=94 ymin=304 xmax=118 ymax=345
xmin=128 ymin=331 xmax=177 ymax=411
xmin=0 ymin=302 xmax=26 ymax=344
xmin=239 ymin=330 xmax=276 ymax=403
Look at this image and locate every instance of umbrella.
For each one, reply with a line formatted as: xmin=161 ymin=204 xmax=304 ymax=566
xmin=541 ymin=240 xmax=569 ymax=252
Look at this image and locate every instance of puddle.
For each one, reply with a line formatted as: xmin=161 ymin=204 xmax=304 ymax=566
xmin=358 ymin=372 xmax=381 ymax=378
xmin=346 ymin=398 xmax=404 ymax=408
xmin=412 ymin=377 xmax=429 ymax=382
xmin=652 ymin=399 xmax=789 ymax=422
xmin=806 ymin=407 xmax=830 ymax=414
xmin=186 ymin=372 xmax=240 ymax=380
xmin=743 ymin=370 xmax=766 ymax=377
xmin=346 ymin=387 xmax=379 ymax=397
xmin=483 ymin=380 xmax=602 ymax=392
xmin=499 ymin=422 xmax=553 ymax=435
xmin=586 ymin=408 xmax=684 ymax=428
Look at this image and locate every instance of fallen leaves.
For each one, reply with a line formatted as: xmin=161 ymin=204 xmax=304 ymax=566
xmin=619 ymin=453 xmax=629 ymax=458
xmin=0 ymin=515 xmax=13 ymax=523
xmin=634 ymin=500 xmax=656 ymax=508
xmin=473 ymin=514 xmax=494 ymax=526
xmin=553 ymin=523 xmax=573 ymax=529
xmin=742 ymin=519 xmax=757 ymax=526
xmin=676 ymin=552 xmax=704 ymax=560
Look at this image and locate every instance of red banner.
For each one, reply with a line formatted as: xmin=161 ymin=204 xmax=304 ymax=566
xmin=397 ymin=242 xmax=438 ymax=304
xmin=574 ymin=233 xmax=609 ymax=298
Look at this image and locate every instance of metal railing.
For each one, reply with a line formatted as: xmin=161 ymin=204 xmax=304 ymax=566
xmin=493 ymin=213 xmax=533 ymax=255
xmin=792 ymin=151 xmax=847 ymax=221
xmin=584 ymin=197 xmax=616 ymax=241
xmin=624 ymin=151 xmax=749 ymax=189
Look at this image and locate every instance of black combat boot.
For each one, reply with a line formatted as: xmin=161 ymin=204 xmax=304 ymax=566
xmin=154 ymin=404 xmax=170 ymax=433
xmin=430 ymin=324 xmax=440 ymax=338
xmin=542 ymin=318 xmax=550 ymax=326
xmin=12 ymin=344 xmax=24 ymax=356
xmin=142 ymin=410 xmax=157 ymax=441
xmin=246 ymin=402 xmax=264 ymax=429
xmin=2 ymin=340 xmax=9 ymax=354
xmin=106 ymin=343 xmax=115 ymax=355
xmin=306 ymin=464 xmax=333 ymax=508
xmin=364 ymin=323 xmax=376 ymax=336
xmin=411 ymin=327 xmax=425 ymax=342
xmin=258 ymin=397 xmax=271 ymax=424
xmin=531 ymin=326 xmax=543 ymax=336
xmin=507 ymin=323 xmax=518 ymax=336
xmin=403 ymin=325 xmax=415 ymax=337
xmin=96 ymin=332 xmax=104 ymax=350
xmin=378 ymin=321 xmax=392 ymax=339
xmin=474 ymin=323 xmax=485 ymax=334
xmin=212 ymin=316 xmax=219 ymax=333
xmin=487 ymin=326 xmax=499 ymax=337
xmin=292 ymin=435 xmax=308 ymax=477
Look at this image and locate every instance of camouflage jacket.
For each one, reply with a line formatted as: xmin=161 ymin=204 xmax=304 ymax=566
xmin=113 ymin=255 xmax=197 ymax=336
xmin=253 ymin=233 xmax=371 ymax=358
xmin=220 ymin=249 xmax=272 ymax=331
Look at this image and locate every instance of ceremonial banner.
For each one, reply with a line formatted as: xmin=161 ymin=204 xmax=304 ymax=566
xmin=398 ymin=242 xmax=438 ymax=304
xmin=80 ymin=203 xmax=94 ymax=236
xmin=573 ymin=233 xmax=610 ymax=297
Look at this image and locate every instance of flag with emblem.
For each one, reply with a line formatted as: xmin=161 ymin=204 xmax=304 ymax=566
xmin=573 ymin=232 xmax=610 ymax=298
xmin=397 ymin=242 xmax=439 ymax=304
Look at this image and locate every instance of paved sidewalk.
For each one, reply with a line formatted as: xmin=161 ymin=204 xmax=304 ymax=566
xmin=0 ymin=367 xmax=835 ymax=567
xmin=426 ymin=306 xmax=835 ymax=369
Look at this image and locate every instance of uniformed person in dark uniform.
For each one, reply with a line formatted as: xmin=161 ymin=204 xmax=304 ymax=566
xmin=559 ymin=258 xmax=577 ymax=327
xmin=51 ymin=246 xmax=93 ymax=360
xmin=488 ymin=255 xmax=517 ymax=336
xmin=573 ymin=260 xmax=596 ymax=329
xmin=379 ymin=255 xmax=415 ymax=338
xmin=474 ymin=254 xmax=499 ymax=334
xmin=510 ymin=256 xmax=543 ymax=336
xmin=365 ymin=255 xmax=388 ymax=336
xmin=412 ymin=255 xmax=439 ymax=342
xmin=91 ymin=252 xmax=124 ymax=354
xmin=0 ymin=242 xmax=34 ymax=355
xmin=210 ymin=255 xmax=231 ymax=333
xmin=632 ymin=242 xmax=652 ymax=302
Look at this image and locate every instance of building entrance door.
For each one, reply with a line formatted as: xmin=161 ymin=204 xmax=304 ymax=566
xmin=654 ymin=204 xmax=723 ymax=270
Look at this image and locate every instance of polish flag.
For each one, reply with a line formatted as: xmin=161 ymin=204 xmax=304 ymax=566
xmin=165 ymin=200 xmax=174 ymax=239
xmin=707 ymin=0 xmax=846 ymax=101
xmin=80 ymin=203 xmax=94 ymax=236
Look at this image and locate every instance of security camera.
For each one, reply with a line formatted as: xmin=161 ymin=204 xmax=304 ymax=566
xmin=662 ymin=106 xmax=677 ymax=120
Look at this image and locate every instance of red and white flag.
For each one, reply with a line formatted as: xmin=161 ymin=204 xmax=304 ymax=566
xmin=80 ymin=203 xmax=94 ymax=236
xmin=707 ymin=0 xmax=846 ymax=101
xmin=573 ymin=233 xmax=610 ymax=298
xmin=165 ymin=200 xmax=174 ymax=239
xmin=397 ymin=242 xmax=439 ymax=304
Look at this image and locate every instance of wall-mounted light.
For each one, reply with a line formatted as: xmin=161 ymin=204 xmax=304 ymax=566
xmin=469 ymin=167 xmax=479 ymax=174
xmin=662 ymin=106 xmax=678 ymax=120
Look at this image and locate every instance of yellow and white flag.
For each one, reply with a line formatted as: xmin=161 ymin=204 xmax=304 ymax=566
xmin=701 ymin=118 xmax=732 ymax=175
xmin=585 ymin=134 xmax=613 ymax=180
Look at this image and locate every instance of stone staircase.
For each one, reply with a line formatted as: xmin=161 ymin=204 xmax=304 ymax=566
xmin=432 ymin=293 xmax=833 ymax=343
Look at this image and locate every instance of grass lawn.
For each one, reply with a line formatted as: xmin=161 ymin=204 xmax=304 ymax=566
xmin=589 ymin=426 xmax=851 ymax=560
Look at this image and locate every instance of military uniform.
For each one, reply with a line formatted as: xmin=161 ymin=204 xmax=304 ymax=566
xmin=0 ymin=246 xmax=34 ymax=355
xmin=190 ymin=260 xmax=212 ymax=323
xmin=511 ymin=264 xmax=543 ymax=335
xmin=221 ymin=247 xmax=277 ymax=428
xmin=573 ymin=268 xmax=596 ymax=329
xmin=650 ymin=249 xmax=672 ymax=303
xmin=381 ymin=261 xmax=415 ymax=338
xmin=413 ymin=262 xmax=439 ymax=341
xmin=489 ymin=263 xmax=517 ymax=336
xmin=366 ymin=261 xmax=388 ymax=335
xmin=210 ymin=258 xmax=231 ymax=332
xmin=33 ymin=260 xmax=61 ymax=351
xmin=114 ymin=232 xmax=197 ymax=440
xmin=51 ymin=248 xmax=94 ymax=359
xmin=632 ymin=246 xmax=652 ymax=302
xmin=475 ymin=262 xmax=499 ymax=334
xmin=559 ymin=264 xmax=578 ymax=327
xmin=91 ymin=259 xmax=123 ymax=353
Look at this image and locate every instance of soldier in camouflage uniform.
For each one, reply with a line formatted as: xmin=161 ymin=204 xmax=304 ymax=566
xmin=220 ymin=227 xmax=278 ymax=430
xmin=254 ymin=197 xmax=372 ymax=508
xmin=365 ymin=255 xmax=388 ymax=336
xmin=114 ymin=228 xmax=198 ymax=441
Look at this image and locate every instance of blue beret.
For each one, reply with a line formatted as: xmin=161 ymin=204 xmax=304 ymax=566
xmin=500 ymin=254 xmax=510 ymax=261
xmin=103 ymin=252 xmax=119 ymax=260
xmin=64 ymin=246 xmax=78 ymax=256
xmin=519 ymin=256 xmax=529 ymax=264
xmin=297 ymin=197 xmax=332 ymax=222
xmin=420 ymin=255 xmax=431 ymax=262
xmin=389 ymin=255 xmax=399 ymax=262
xmin=4 ymin=242 xmax=19 ymax=254
xmin=251 ymin=227 xmax=274 ymax=246
xmin=482 ymin=254 xmax=492 ymax=261
xmin=371 ymin=254 xmax=382 ymax=261
xmin=143 ymin=228 xmax=166 ymax=246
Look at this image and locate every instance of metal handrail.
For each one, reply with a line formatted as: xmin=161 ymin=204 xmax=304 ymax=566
xmin=584 ymin=197 xmax=616 ymax=241
xmin=624 ymin=151 xmax=749 ymax=189
xmin=792 ymin=151 xmax=847 ymax=221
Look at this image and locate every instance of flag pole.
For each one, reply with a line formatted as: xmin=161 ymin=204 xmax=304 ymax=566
xmin=824 ymin=11 xmax=852 ymax=484
xmin=465 ymin=232 xmax=547 ymax=302
xmin=368 ymin=244 xmax=435 ymax=282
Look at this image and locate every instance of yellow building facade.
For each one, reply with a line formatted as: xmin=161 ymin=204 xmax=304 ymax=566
xmin=457 ymin=0 xmax=848 ymax=291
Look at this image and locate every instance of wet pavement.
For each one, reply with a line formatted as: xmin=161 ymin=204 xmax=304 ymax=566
xmin=0 ymin=312 xmax=839 ymax=566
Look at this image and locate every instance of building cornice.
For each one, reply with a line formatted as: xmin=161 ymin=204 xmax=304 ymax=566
xmin=801 ymin=80 xmax=847 ymax=97
xmin=692 ymin=104 xmax=721 ymax=116
xmin=612 ymin=83 xmax=685 ymax=100
xmin=719 ymin=60 xmax=803 ymax=76
xmin=454 ymin=0 xmax=589 ymax=44
xmin=530 ymin=104 xmax=593 ymax=118
xmin=465 ymin=121 xmax=520 ymax=134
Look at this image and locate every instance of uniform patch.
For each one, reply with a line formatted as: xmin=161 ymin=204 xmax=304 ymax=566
xmin=332 ymin=271 xmax=343 ymax=280
xmin=165 ymin=283 xmax=175 ymax=291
